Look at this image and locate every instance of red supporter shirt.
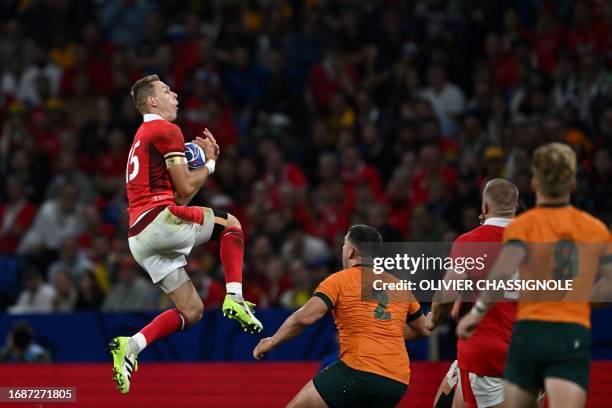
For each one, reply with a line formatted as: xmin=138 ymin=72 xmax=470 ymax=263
xmin=452 ymin=218 xmax=517 ymax=377
xmin=96 ymin=150 xmax=129 ymax=177
xmin=126 ymin=114 xmax=186 ymax=226
xmin=0 ymin=200 xmax=37 ymax=254
xmin=410 ymin=165 xmax=458 ymax=205
xmin=307 ymin=62 xmax=359 ymax=111
xmin=342 ymin=163 xmax=383 ymax=196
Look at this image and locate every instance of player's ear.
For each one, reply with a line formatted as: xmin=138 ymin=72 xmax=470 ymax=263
xmin=530 ymin=176 xmax=537 ymax=192
xmin=348 ymin=246 xmax=357 ymax=261
xmin=483 ymin=202 xmax=490 ymax=216
xmin=147 ymin=95 xmax=158 ymax=108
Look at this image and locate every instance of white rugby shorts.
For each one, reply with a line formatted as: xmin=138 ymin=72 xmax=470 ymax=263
xmin=128 ymin=206 xmax=215 ymax=284
xmin=458 ymin=367 xmax=504 ymax=408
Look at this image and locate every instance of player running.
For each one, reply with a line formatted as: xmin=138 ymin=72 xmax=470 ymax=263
xmin=253 ymin=225 xmax=430 ymax=408
xmin=457 ymin=143 xmax=612 ymax=408
xmin=109 ymin=75 xmax=262 ymax=394
xmin=427 ymin=178 xmax=519 ymax=408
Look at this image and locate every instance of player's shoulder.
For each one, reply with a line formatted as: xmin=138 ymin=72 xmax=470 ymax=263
xmin=142 ymin=118 xmax=181 ymax=134
xmin=455 ymin=228 xmax=484 ymax=243
xmin=506 ymin=208 xmax=541 ymax=229
xmin=514 ymin=207 xmax=541 ymax=221
xmin=320 ymin=267 xmax=363 ymax=289
xmin=569 ymin=207 xmax=610 ymax=236
xmin=455 ymin=225 xmax=500 ymax=243
xmin=328 ymin=267 xmax=359 ymax=281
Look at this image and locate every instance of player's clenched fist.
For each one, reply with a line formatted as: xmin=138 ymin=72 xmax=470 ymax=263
xmin=253 ymin=337 xmax=275 ymax=360
xmin=424 ymin=312 xmax=437 ymax=331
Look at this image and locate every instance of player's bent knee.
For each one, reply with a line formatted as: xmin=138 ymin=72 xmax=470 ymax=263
xmin=182 ymin=299 xmax=204 ymax=326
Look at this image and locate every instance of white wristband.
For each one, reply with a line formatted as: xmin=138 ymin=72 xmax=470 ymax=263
xmin=204 ymin=160 xmax=216 ymax=174
xmin=471 ymin=300 xmax=488 ymax=316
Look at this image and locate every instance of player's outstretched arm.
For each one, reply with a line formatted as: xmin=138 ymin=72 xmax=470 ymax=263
xmin=426 ymin=302 xmax=454 ymax=331
xmin=168 ymin=130 xmax=219 ymax=200
xmin=253 ymin=297 xmax=328 ymax=360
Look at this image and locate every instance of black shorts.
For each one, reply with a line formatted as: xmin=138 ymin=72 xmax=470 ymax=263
xmin=505 ymin=320 xmax=591 ymax=392
xmin=313 ymin=360 xmax=407 ymax=408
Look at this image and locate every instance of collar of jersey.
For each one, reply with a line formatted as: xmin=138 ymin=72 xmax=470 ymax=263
xmin=538 ymin=202 xmax=571 ymax=208
xmin=483 ymin=217 xmax=512 ymax=228
xmin=143 ymin=113 xmax=164 ymax=122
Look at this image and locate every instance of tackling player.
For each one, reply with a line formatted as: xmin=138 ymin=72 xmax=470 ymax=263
xmin=457 ymin=143 xmax=612 ymax=408
xmin=109 ymin=75 xmax=262 ymax=394
xmin=427 ymin=178 xmax=519 ymax=408
xmin=253 ymin=225 xmax=430 ymax=408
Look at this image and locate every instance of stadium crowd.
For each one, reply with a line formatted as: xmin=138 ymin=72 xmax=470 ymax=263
xmin=1 ymin=0 xmax=611 ymax=313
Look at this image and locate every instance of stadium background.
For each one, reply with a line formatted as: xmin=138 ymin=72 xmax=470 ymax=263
xmin=1 ymin=0 xmax=611 ymax=406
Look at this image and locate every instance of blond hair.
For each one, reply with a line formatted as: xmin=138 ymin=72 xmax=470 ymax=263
xmin=130 ymin=75 xmax=159 ymax=114
xmin=532 ymin=142 xmax=576 ymax=197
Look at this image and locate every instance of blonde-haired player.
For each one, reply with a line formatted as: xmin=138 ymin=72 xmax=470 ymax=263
xmin=458 ymin=142 xmax=612 ymax=408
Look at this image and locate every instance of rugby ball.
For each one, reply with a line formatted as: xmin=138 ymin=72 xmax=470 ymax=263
xmin=185 ymin=142 xmax=206 ymax=169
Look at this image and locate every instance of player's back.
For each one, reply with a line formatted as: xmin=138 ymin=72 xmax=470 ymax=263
xmin=504 ymin=205 xmax=610 ymax=328
xmin=314 ymin=266 xmax=421 ymax=385
xmin=454 ymin=220 xmax=517 ymax=376
xmin=126 ymin=116 xmax=186 ymax=226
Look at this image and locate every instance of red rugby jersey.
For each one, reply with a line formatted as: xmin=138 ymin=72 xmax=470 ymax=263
xmin=126 ymin=114 xmax=185 ymax=227
xmin=452 ymin=218 xmax=517 ymax=377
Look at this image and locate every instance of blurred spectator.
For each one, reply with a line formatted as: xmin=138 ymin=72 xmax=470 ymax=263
xmin=0 ymin=176 xmax=36 ymax=254
xmin=45 ymin=151 xmax=95 ymax=203
xmin=77 ymin=205 xmax=116 ymax=252
xmin=458 ymin=114 xmax=487 ymax=161
xmin=48 ymin=237 xmax=95 ymax=283
xmin=328 ymin=92 xmax=355 ymax=135
xmin=17 ymin=45 xmax=62 ymax=106
xmin=259 ymin=256 xmax=292 ymax=308
xmin=341 ymin=145 xmax=383 ymax=196
xmin=367 ymin=204 xmax=403 ymax=242
xmin=100 ymin=0 xmax=156 ymax=47
xmin=0 ymin=321 xmax=51 ymax=363
xmin=420 ymin=65 xmax=466 ymax=120
xmin=225 ymin=44 xmax=269 ymax=114
xmin=94 ymin=128 xmax=128 ymax=198
xmin=78 ymin=97 xmax=114 ymax=161
xmin=307 ymin=44 xmax=358 ymax=112
xmin=411 ymin=145 xmax=458 ymax=205
xmin=590 ymin=147 xmax=612 ymax=219
xmin=410 ymin=204 xmax=448 ymax=242
xmin=258 ymin=49 xmax=299 ymax=118
xmin=281 ymin=223 xmax=330 ymax=266
xmin=0 ymin=20 xmax=34 ymax=70
xmin=51 ymin=271 xmax=77 ymax=312
xmin=102 ymin=256 xmax=156 ymax=312
xmin=483 ymin=146 xmax=506 ymax=177
xmin=360 ymin=121 xmax=394 ymax=180
xmin=260 ymin=140 xmax=308 ymax=206
xmin=8 ymin=268 xmax=55 ymax=314
xmin=280 ymin=259 xmax=314 ymax=309
xmin=75 ymin=271 xmax=105 ymax=310
xmin=61 ymin=53 xmax=98 ymax=129
xmin=17 ymin=182 xmax=84 ymax=257
xmin=382 ymin=168 xmax=412 ymax=238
